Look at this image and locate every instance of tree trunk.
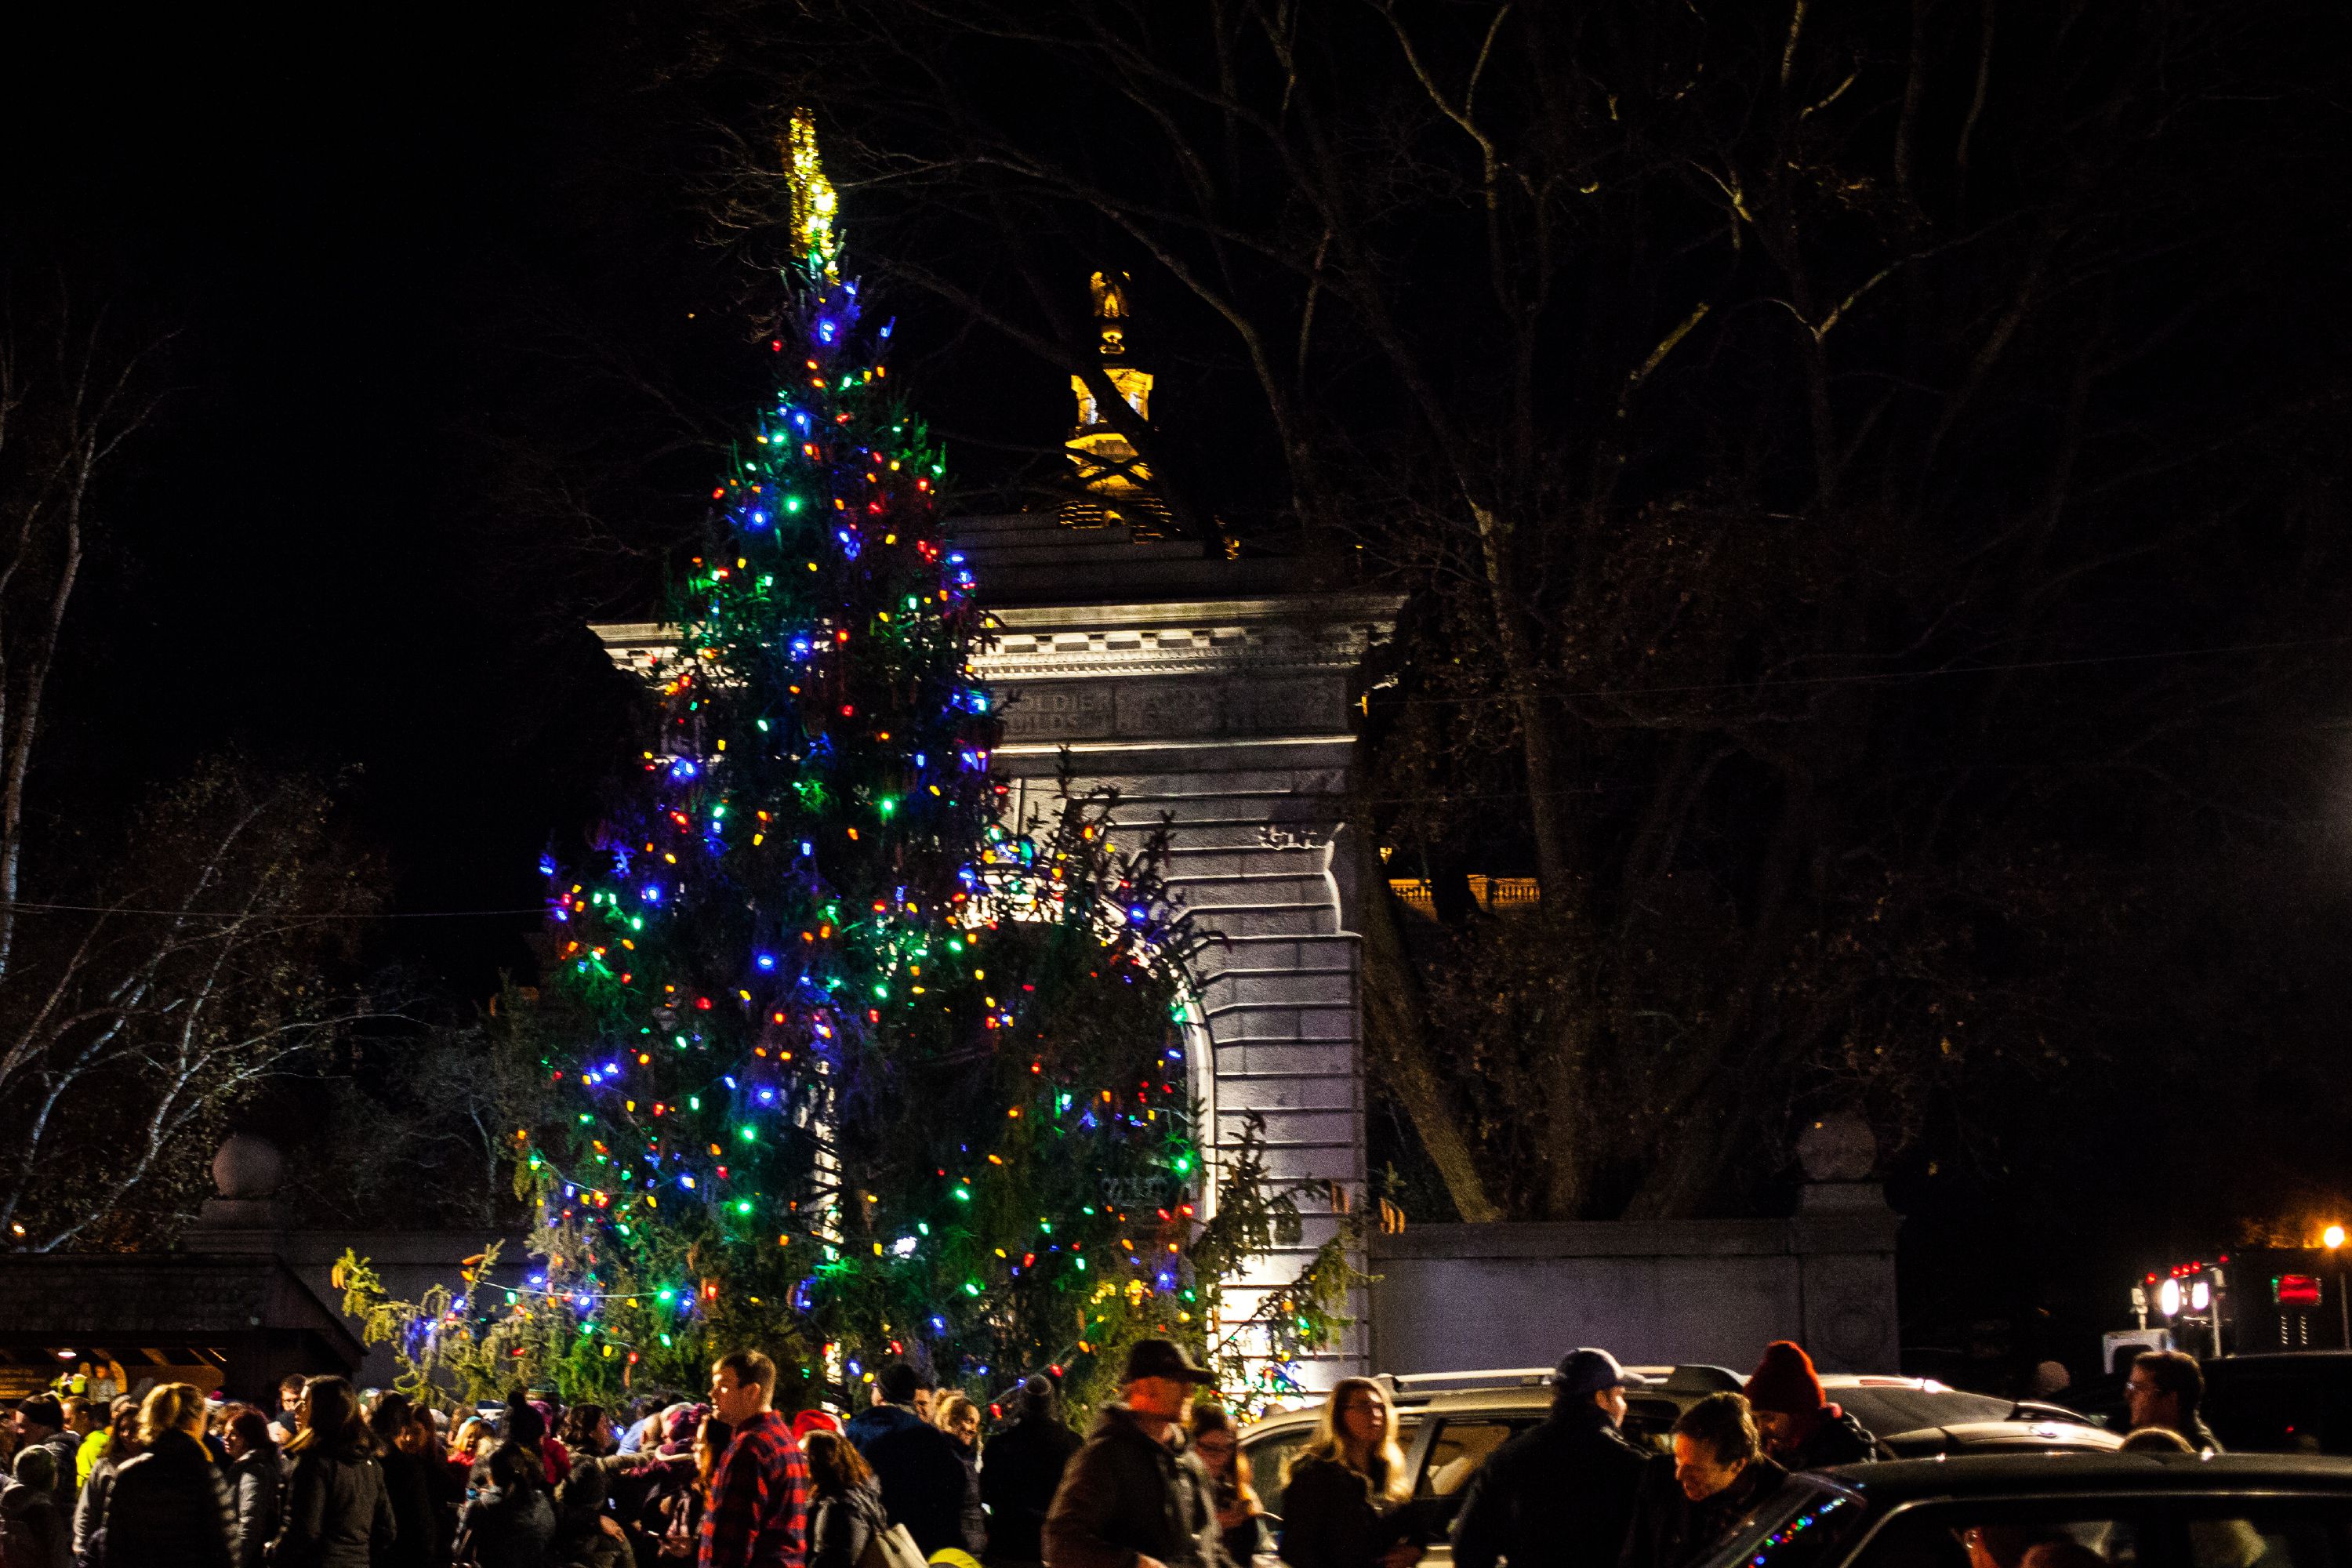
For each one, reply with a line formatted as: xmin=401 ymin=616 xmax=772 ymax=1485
xmin=1353 ymin=831 xmax=1504 ymax=1223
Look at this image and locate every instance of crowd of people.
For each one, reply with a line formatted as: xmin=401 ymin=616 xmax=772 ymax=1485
xmin=0 ymin=1340 xmax=2224 ymax=1568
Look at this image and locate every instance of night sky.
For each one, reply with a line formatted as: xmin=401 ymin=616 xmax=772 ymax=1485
xmin=3 ymin=2 xmax=764 ymax=995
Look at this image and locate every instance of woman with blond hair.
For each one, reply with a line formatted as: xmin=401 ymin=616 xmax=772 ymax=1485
xmin=1277 ymin=1380 xmax=1421 ymax=1568
xmin=270 ymin=1377 xmax=394 ymax=1568
xmin=931 ymin=1391 xmax=988 ymax=1555
xmin=92 ymin=1382 xmax=235 ymax=1568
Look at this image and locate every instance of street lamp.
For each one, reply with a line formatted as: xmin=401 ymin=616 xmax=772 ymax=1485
xmin=2328 ymin=1226 xmax=2348 ymax=1347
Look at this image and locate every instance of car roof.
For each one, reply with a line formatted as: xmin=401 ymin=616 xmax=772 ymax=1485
xmin=1879 ymin=1421 xmax=2122 ymax=1450
xmin=1815 ymin=1452 xmax=2352 ymax=1501
xmin=1239 ymin=1367 xmax=1997 ymax=1432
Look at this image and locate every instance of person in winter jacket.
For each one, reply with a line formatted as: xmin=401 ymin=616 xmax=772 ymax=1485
xmin=858 ymin=1365 xmax=971 ymax=1557
xmin=71 ymin=1397 xmax=141 ymax=1565
xmin=1742 ymin=1344 xmax=1875 ymax=1472
xmin=1276 ymin=1379 xmax=1420 ymax=1568
xmin=458 ymin=1431 xmax=559 ymax=1568
xmin=220 ymin=1405 xmax=282 ymax=1568
xmin=846 ymin=1363 xmax=932 ymax=1457
xmin=0 ymin=1446 xmax=71 ymax=1568
xmin=982 ymin=1377 xmax=1083 ymax=1568
xmin=1043 ymin=1338 xmax=1229 ymax=1568
xmin=1189 ymin=1404 xmax=1271 ymax=1568
xmin=1452 ymin=1349 xmax=1654 ymax=1568
xmin=804 ymin=1428 xmax=891 ymax=1568
xmin=362 ymin=1392 xmax=435 ymax=1568
xmin=96 ymin=1383 xmax=237 ymax=1568
xmin=5 ymin=1402 xmax=78 ymax=1515
xmin=1619 ymin=1396 xmax=1787 ymax=1568
xmin=547 ymin=1460 xmax=632 ymax=1568
xmin=934 ymin=1391 xmax=989 ymax=1557
xmin=270 ymin=1376 xmax=395 ymax=1568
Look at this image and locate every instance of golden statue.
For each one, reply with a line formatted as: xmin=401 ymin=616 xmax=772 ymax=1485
xmin=1063 ymin=271 xmax=1170 ymax=537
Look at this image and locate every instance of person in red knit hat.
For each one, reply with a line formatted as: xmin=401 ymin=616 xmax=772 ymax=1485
xmin=1742 ymin=1342 xmax=1877 ymax=1470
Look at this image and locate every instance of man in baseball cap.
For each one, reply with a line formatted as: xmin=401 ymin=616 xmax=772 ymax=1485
xmin=1453 ymin=1350 xmax=1653 ymax=1568
xmin=1044 ymin=1341 xmax=1223 ymax=1568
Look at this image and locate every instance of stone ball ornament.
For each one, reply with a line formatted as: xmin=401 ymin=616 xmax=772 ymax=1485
xmin=211 ymin=1133 xmax=285 ymax=1200
xmin=1797 ymin=1109 xmax=1878 ymax=1182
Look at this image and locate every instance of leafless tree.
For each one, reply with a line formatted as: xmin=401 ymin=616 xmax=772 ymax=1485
xmin=0 ymin=296 xmax=171 ymax=982
xmin=0 ymin=764 xmax=389 ymax=1250
xmin=658 ymin=0 xmax=2349 ymax=1221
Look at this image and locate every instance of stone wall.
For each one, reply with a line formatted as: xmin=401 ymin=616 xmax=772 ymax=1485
xmin=1367 ymin=1187 xmax=1902 ymax=1374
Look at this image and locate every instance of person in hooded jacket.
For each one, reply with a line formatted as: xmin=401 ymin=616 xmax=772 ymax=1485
xmin=982 ymin=1377 xmax=1083 ymax=1568
xmin=270 ymin=1377 xmax=395 ymax=1568
xmin=1741 ymin=1344 xmax=1875 ymax=1472
xmin=96 ymin=1383 xmax=236 ymax=1568
xmin=804 ymin=1428 xmax=891 ymax=1568
xmin=0 ymin=1446 xmax=71 ymax=1568
xmin=1451 ymin=1350 xmax=1655 ymax=1568
xmin=220 ymin=1405 xmax=282 ymax=1568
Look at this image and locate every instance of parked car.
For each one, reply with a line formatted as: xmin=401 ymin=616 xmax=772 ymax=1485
xmin=1239 ymin=1365 xmax=2117 ymax=1564
xmin=1694 ymin=1452 xmax=2352 ymax=1568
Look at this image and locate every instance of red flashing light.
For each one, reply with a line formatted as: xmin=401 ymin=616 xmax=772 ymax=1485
xmin=2278 ymin=1275 xmax=2324 ymax=1307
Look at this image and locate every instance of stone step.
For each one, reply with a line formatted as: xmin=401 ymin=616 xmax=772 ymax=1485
xmin=1168 ymin=868 xmax=1331 ymax=900
xmin=1161 ymin=846 xmax=1327 ymax=879
xmin=1182 ymin=903 xmax=1338 ymax=938
xmin=1199 ymin=971 xmax=1356 ymax=1012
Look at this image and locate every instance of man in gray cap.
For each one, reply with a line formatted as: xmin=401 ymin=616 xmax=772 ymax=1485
xmin=1451 ymin=1350 xmax=1653 ymax=1568
xmin=1044 ymin=1340 xmax=1229 ymax=1568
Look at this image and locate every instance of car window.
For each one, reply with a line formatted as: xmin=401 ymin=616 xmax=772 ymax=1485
xmin=1246 ymin=1428 xmax=1314 ymax=1519
xmin=1625 ymin=1399 xmax=1682 ymax=1457
xmin=1417 ymin=1418 xmax=1539 ymax=1498
xmin=1835 ymin=1388 xmax=2014 ymax=1436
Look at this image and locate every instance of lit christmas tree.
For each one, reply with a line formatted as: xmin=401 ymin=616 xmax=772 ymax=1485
xmin=343 ymin=117 xmax=1354 ymax=1413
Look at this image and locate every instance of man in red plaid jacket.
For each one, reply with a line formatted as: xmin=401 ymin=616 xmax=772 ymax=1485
xmin=703 ymin=1349 xmax=813 ymax=1568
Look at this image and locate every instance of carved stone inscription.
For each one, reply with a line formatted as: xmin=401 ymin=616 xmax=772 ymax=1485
xmin=999 ymin=676 xmax=1345 ymax=742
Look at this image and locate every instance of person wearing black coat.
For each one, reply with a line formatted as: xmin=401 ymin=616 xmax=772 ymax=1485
xmin=1043 ymin=1341 xmax=1228 ymax=1568
xmin=1618 ymin=1396 xmax=1788 ymax=1568
xmin=457 ymin=1439 xmax=559 ymax=1568
xmin=270 ymin=1377 xmax=396 ymax=1568
xmin=366 ymin=1394 xmax=437 ymax=1568
xmin=805 ymin=1429 xmax=893 ymax=1568
xmin=220 ymin=1406 xmax=283 ymax=1568
xmin=1275 ymin=1379 xmax=1417 ymax=1568
xmin=1452 ymin=1351 xmax=1655 ymax=1568
xmin=100 ymin=1385 xmax=236 ymax=1568
xmin=1741 ymin=1344 xmax=1876 ymax=1473
xmin=863 ymin=1400 xmax=973 ymax=1556
xmin=982 ymin=1378 xmax=1083 ymax=1568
